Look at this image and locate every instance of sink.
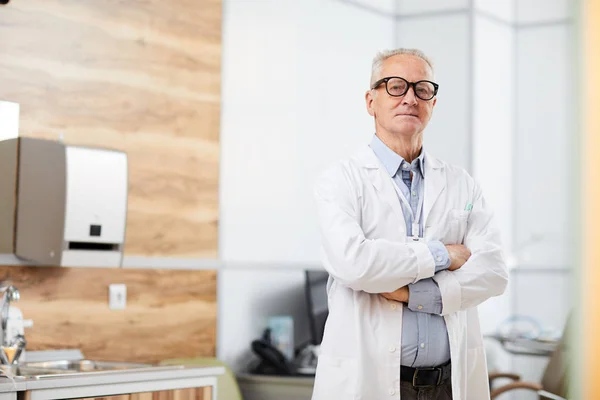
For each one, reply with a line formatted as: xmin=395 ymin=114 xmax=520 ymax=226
xmin=21 ymin=360 xmax=151 ymax=373
xmin=2 ymin=359 xmax=172 ymax=379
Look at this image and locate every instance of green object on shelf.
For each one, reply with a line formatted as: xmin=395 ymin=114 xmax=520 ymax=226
xmin=160 ymin=357 xmax=242 ymax=400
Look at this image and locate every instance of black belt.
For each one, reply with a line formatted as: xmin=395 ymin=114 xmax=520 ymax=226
xmin=400 ymin=361 xmax=451 ymax=388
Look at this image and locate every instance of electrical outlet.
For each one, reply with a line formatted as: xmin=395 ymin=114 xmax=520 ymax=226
xmin=109 ymin=284 xmax=127 ymax=310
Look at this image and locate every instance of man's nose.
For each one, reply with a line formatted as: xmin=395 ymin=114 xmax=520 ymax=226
xmin=402 ymin=85 xmax=418 ymax=105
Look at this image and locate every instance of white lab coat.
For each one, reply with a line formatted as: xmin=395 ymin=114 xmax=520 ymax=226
xmin=312 ymin=145 xmax=508 ymax=400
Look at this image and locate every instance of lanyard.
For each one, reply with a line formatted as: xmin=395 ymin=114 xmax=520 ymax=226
xmin=389 ymin=174 xmax=424 ymax=239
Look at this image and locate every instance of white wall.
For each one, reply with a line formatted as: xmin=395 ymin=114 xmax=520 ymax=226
xmin=516 ymin=0 xmax=570 ymax=23
xmin=218 ymin=0 xmax=395 ymax=371
xmin=344 ymin=0 xmax=396 ymax=15
xmin=397 ymin=0 xmax=467 ymax=15
xmin=472 ymin=10 xmax=515 ymax=264
xmin=514 ymin=24 xmax=572 ymax=268
xmin=220 ymin=0 xmax=395 ymax=266
xmin=475 ymin=0 xmax=514 ymax=23
xmin=468 ymin=9 xmax=516 ymax=385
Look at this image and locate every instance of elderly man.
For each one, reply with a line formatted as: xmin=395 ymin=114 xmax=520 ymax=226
xmin=312 ymin=48 xmax=508 ymax=400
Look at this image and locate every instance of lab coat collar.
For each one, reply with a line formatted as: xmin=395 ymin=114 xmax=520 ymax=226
xmin=369 ymin=134 xmax=425 ymax=179
xmin=355 ymin=145 xmax=444 ymax=170
xmin=355 ymin=145 xmax=446 ymax=227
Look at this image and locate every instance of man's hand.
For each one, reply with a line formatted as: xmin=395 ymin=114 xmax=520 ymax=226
xmin=381 ymin=286 xmax=409 ymax=303
xmin=380 ymin=245 xmax=471 ymax=303
xmin=445 ymin=244 xmax=472 ymax=271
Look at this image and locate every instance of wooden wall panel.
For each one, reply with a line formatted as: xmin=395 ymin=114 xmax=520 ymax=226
xmin=0 ymin=0 xmax=221 ymax=258
xmin=0 ymin=266 xmax=217 ymax=363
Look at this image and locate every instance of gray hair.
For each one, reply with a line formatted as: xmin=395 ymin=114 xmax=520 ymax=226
xmin=370 ymin=48 xmax=435 ymax=88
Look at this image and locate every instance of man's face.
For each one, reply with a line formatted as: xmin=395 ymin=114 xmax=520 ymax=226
xmin=365 ymin=54 xmax=437 ymax=139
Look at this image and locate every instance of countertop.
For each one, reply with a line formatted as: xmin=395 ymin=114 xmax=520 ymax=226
xmin=0 ymin=365 xmax=225 ymax=394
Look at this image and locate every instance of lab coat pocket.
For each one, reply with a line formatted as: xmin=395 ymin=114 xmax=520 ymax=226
xmin=312 ymin=355 xmax=358 ymax=399
xmin=447 ymin=209 xmax=470 ymax=245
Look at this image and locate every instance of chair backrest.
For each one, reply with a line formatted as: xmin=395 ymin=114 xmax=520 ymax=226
xmin=540 ymin=316 xmax=571 ymax=398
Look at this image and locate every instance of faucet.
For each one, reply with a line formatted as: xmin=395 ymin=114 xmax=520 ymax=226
xmin=0 ymin=285 xmax=26 ymax=365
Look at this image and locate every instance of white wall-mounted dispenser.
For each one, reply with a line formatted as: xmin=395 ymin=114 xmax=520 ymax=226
xmin=4 ymin=138 xmax=128 ymax=267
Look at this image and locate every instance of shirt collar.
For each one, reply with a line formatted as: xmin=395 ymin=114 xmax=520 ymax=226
xmin=369 ymin=134 xmax=425 ymax=178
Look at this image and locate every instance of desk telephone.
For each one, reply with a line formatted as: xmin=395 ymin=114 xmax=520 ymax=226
xmin=250 ymin=328 xmax=320 ymax=376
xmin=250 ymin=328 xmax=296 ymax=375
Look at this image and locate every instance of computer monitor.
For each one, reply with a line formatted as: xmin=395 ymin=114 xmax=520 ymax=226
xmin=304 ymin=270 xmax=329 ymax=346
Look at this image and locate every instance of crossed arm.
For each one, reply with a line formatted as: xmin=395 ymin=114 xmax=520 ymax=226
xmin=314 ymin=166 xmax=508 ymax=316
xmin=380 ymin=244 xmax=472 ymax=312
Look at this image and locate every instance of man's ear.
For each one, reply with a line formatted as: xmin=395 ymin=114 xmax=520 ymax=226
xmin=365 ymin=90 xmax=376 ymax=117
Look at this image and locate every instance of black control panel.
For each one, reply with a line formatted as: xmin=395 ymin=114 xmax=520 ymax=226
xmin=89 ymin=224 xmax=102 ymax=237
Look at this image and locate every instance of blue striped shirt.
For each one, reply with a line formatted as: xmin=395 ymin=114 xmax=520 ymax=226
xmin=370 ymin=134 xmax=451 ymax=367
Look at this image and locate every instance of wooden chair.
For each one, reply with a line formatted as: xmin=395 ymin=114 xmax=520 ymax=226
xmin=489 ymin=319 xmax=570 ymax=400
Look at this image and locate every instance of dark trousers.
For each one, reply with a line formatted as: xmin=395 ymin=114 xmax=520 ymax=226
xmin=400 ymin=380 xmax=453 ymax=399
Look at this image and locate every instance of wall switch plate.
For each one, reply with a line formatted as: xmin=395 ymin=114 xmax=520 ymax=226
xmin=109 ymin=283 xmax=127 ymax=310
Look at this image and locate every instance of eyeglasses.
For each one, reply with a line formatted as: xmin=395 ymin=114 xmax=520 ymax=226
xmin=371 ymin=76 xmax=439 ymax=101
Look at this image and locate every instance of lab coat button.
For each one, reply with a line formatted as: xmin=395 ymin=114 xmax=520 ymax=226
xmin=389 ymin=346 xmax=396 ymax=352
xmin=389 ymin=388 xmax=396 ymax=395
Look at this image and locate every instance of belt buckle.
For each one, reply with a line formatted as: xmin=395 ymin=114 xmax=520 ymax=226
xmin=412 ymin=367 xmax=442 ymax=388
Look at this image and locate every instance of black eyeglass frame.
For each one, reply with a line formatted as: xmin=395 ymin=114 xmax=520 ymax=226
xmin=371 ymin=76 xmax=439 ymax=101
